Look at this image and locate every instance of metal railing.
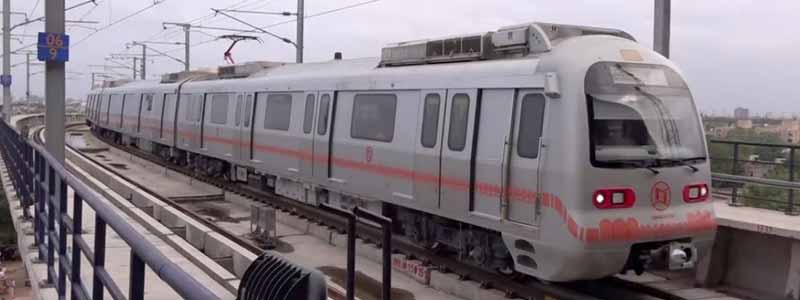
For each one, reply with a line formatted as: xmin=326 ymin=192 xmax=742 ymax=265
xmin=0 ymin=120 xmax=220 ymax=300
xmin=710 ymin=139 xmax=800 ymax=215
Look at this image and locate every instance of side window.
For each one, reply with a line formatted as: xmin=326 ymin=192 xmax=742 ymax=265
xmin=263 ymin=94 xmax=292 ymax=131
xmin=303 ymin=94 xmax=315 ymax=134
xmin=517 ymin=94 xmax=546 ymax=158
xmin=317 ymin=94 xmax=330 ymax=135
xmin=244 ymin=95 xmax=253 ymax=127
xmin=209 ymin=94 xmax=230 ymax=125
xmin=351 ymin=94 xmax=397 ymax=142
xmin=420 ymin=94 xmax=441 ymax=148
xmin=183 ymin=95 xmax=193 ymax=121
xmin=145 ymin=94 xmax=154 ymax=111
xmin=235 ymin=95 xmax=243 ymax=126
xmin=447 ymin=93 xmax=470 ymax=151
xmin=194 ymin=95 xmax=203 ymax=122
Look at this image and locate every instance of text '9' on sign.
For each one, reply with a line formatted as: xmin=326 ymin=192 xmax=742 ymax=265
xmin=37 ymin=32 xmax=69 ymax=63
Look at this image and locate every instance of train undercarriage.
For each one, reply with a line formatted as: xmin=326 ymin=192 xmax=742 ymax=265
xmin=97 ymin=127 xmax=516 ymax=276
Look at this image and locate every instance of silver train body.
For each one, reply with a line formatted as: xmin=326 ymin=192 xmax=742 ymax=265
xmin=85 ymin=22 xmax=716 ymax=281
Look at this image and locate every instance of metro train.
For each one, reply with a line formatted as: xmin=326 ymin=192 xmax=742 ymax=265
xmin=85 ymin=22 xmax=716 ymax=282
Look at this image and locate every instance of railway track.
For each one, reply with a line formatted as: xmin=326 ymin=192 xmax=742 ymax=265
xmin=38 ymin=123 xmax=687 ymax=300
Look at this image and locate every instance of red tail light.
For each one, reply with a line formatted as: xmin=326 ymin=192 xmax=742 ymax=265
xmin=593 ymin=188 xmax=635 ymax=209
xmin=683 ymin=183 xmax=709 ymax=203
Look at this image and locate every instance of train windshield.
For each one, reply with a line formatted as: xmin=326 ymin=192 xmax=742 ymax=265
xmin=585 ymin=62 xmax=706 ymax=168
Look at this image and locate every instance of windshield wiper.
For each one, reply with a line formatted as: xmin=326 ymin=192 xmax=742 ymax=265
xmin=639 ymin=159 xmax=661 ymax=175
xmin=605 ymin=159 xmax=660 ymax=174
xmin=657 ymin=158 xmax=699 ymax=173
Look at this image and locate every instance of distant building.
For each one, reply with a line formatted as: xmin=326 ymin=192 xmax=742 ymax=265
xmin=780 ymin=119 xmax=800 ymax=144
xmin=735 ymin=119 xmax=753 ymax=129
xmin=734 ymin=107 xmax=750 ymax=120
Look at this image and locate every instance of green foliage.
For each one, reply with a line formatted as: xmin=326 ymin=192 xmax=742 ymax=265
xmin=709 ymin=129 xmax=787 ymax=175
xmin=743 ymin=166 xmax=790 ymax=211
xmin=709 ymin=128 xmax=800 ymax=212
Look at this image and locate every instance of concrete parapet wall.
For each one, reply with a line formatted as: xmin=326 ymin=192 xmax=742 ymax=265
xmin=698 ymin=201 xmax=800 ymax=300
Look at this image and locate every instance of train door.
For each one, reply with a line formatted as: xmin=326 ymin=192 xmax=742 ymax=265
xmin=312 ymin=92 xmax=335 ymax=184
xmin=299 ymin=92 xmax=317 ymax=179
xmin=241 ymin=93 xmax=254 ymax=162
xmin=506 ymin=91 xmax=548 ymax=225
xmin=232 ymin=94 xmax=244 ymax=161
xmin=413 ymin=90 xmax=446 ymax=210
xmin=471 ymin=89 xmax=515 ymax=219
xmin=199 ymin=94 xmax=209 ymax=150
xmin=161 ymin=93 xmax=178 ymax=146
xmin=440 ymin=89 xmax=478 ymax=214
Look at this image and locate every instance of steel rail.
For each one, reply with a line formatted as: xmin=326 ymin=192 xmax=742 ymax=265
xmin=22 ymin=123 xmax=220 ymax=300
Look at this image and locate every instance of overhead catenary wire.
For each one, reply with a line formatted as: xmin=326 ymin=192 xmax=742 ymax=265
xmin=163 ymin=0 xmax=381 ymax=53
xmin=141 ymin=0 xmax=267 ymax=44
xmin=73 ymin=0 xmax=168 ymax=46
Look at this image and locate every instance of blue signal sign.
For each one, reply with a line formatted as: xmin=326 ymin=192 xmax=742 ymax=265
xmin=0 ymin=75 xmax=10 ymax=87
xmin=37 ymin=32 xmax=70 ymax=63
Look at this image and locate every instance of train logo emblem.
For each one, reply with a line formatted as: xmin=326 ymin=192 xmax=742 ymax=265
xmin=651 ymin=181 xmax=670 ymax=211
xmin=365 ymin=146 xmax=374 ymax=163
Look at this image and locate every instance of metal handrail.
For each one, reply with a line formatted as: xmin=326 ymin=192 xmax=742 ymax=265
xmin=0 ymin=120 xmax=220 ymax=300
xmin=709 ymin=138 xmax=800 ymax=215
xmin=712 ymin=173 xmax=800 ymax=190
xmin=709 ymin=138 xmax=800 ymax=149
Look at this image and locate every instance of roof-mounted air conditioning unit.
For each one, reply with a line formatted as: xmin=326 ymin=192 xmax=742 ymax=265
xmin=218 ymin=61 xmax=286 ymax=79
xmin=379 ymin=22 xmax=635 ymax=67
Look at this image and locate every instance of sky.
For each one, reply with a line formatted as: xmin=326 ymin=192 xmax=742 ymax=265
xmin=4 ymin=0 xmax=800 ymax=115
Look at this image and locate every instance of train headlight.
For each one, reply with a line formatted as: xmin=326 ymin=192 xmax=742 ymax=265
xmin=593 ymin=188 xmax=635 ymax=209
xmin=595 ymin=193 xmax=605 ymax=205
xmin=683 ymin=183 xmax=709 ymax=203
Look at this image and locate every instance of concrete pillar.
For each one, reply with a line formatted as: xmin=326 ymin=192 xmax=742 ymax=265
xmin=654 ymin=0 xmax=671 ymax=57
xmin=45 ymin=0 xmax=66 ymax=163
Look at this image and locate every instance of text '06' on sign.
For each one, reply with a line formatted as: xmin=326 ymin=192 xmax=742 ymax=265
xmin=37 ymin=32 xmax=70 ymax=63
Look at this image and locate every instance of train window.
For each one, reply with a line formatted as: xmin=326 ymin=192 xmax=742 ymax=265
xmin=303 ymin=94 xmax=315 ymax=134
xmin=244 ymin=95 xmax=253 ymax=127
xmin=263 ymin=94 xmax=292 ymax=131
xmin=351 ymin=94 xmax=397 ymax=142
xmin=421 ymin=94 xmax=441 ymax=148
xmin=183 ymin=95 xmax=193 ymax=121
xmin=144 ymin=94 xmax=154 ymax=111
xmin=210 ymin=94 xmax=230 ymax=125
xmin=235 ymin=95 xmax=243 ymax=126
xmin=317 ymin=94 xmax=330 ymax=135
xmin=517 ymin=94 xmax=546 ymax=159
xmin=194 ymin=95 xmax=204 ymax=122
xmin=447 ymin=94 xmax=470 ymax=151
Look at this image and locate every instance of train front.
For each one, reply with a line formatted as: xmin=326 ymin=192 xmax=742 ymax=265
xmin=531 ymin=33 xmax=716 ymax=281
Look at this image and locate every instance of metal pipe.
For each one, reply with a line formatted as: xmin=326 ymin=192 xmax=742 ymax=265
xmin=25 ymin=52 xmax=29 ymax=101
xmin=296 ymin=0 xmax=304 ymax=63
xmin=133 ymin=57 xmax=139 ymax=79
xmin=3 ymin=0 xmax=11 ymax=120
xmin=354 ymin=207 xmax=392 ymax=300
xmin=45 ymin=0 xmax=66 ymax=162
xmin=141 ymin=43 xmax=147 ymax=80
xmin=321 ymin=203 xmax=356 ymax=300
xmin=654 ymin=0 xmax=671 ymax=57
xmin=790 ymin=148 xmax=797 ymax=215
xmin=184 ymin=25 xmax=190 ymax=71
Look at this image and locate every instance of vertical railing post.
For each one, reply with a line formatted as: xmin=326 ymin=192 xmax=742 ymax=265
xmin=34 ymin=152 xmax=44 ymax=260
xmin=788 ymin=148 xmax=798 ymax=215
xmin=92 ymin=217 xmax=107 ymax=300
xmin=321 ymin=204 xmax=357 ymax=300
xmin=71 ymin=194 xmax=83 ymax=298
xmin=57 ymin=177 xmax=67 ymax=297
xmin=353 ymin=207 xmax=393 ymax=300
xmin=129 ymin=251 xmax=146 ymax=300
xmin=730 ymin=143 xmax=743 ymax=206
xmin=46 ymin=167 xmax=56 ymax=283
